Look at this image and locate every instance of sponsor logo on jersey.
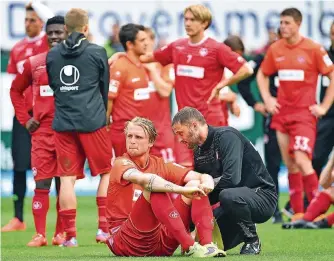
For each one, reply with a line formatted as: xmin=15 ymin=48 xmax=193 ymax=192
xmin=176 ymin=65 xmax=205 ymax=79
xmin=278 ymin=69 xmax=304 ymax=81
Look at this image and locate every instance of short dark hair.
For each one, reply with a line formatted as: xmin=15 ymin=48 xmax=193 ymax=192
xmin=25 ymin=6 xmax=34 ymax=12
xmin=172 ymin=107 xmax=206 ymax=126
xmin=280 ymin=8 xmax=302 ymax=23
xmin=119 ymin=23 xmax=146 ymax=51
xmin=46 ymin=16 xmax=65 ymax=28
xmin=224 ymin=35 xmax=245 ymax=53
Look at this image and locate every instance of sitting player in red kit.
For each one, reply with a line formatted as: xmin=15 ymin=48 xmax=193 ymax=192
xmin=106 ymin=117 xmax=226 ymax=257
xmin=257 ymin=8 xmax=334 ymax=220
xmin=10 ymin=16 xmax=66 ymax=247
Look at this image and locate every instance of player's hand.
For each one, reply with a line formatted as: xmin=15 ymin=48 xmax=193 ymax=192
xmin=230 ymin=101 xmax=240 ymax=117
xmin=25 ymin=118 xmax=40 ymax=133
xmin=108 ymin=52 xmax=125 ymax=66
xmin=143 ymin=63 xmax=158 ymax=72
xmin=198 ymin=183 xmax=214 ymax=195
xmin=264 ymin=96 xmax=280 ymax=115
xmin=254 ymin=102 xmax=268 ymax=117
xmin=180 ymin=186 xmax=206 ymax=199
xmin=207 ymin=85 xmax=222 ymax=104
xmin=309 ymin=104 xmax=327 ymax=118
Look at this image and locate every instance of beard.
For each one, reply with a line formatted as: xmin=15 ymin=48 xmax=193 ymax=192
xmin=186 ymin=129 xmax=200 ymax=150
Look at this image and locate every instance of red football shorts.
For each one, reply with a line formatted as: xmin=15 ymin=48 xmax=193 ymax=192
xmin=55 ymin=126 xmax=112 ymax=177
xmin=271 ymin=109 xmax=317 ymax=158
xmin=31 ymin=133 xmax=57 ymax=181
xmin=107 ymin=194 xmax=191 ymax=257
xmin=150 ymin=128 xmax=175 ymax=163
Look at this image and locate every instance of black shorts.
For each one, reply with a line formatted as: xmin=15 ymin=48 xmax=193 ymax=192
xmin=11 ymin=116 xmax=31 ymax=171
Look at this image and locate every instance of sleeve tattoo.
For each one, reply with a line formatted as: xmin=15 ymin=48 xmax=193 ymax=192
xmin=147 ymin=175 xmax=156 ymax=191
xmin=164 ymin=183 xmax=174 ymax=192
xmin=123 ymin=168 xmax=138 ymax=179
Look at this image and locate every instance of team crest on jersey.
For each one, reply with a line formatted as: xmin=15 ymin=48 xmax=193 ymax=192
xmin=169 ymin=210 xmax=179 ymax=219
xmin=297 ymin=56 xmax=305 ymax=63
xmin=199 ymin=47 xmax=208 ymax=57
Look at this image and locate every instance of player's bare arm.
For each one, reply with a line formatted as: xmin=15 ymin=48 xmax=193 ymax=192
xmin=144 ymin=63 xmax=173 ymax=97
xmin=256 ymin=68 xmax=280 ymax=114
xmin=122 ymin=168 xmax=205 ymax=199
xmin=319 ymin=153 xmax=334 ymax=189
xmin=183 ymin=170 xmax=214 ymax=195
xmin=108 ymin=52 xmax=125 ymax=66
xmin=310 ymin=70 xmax=334 ymax=118
xmin=207 ymin=63 xmax=253 ymax=103
xmin=10 ymin=61 xmax=40 ymax=132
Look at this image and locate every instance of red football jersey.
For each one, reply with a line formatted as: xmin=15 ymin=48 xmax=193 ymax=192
xmin=10 ymin=52 xmax=54 ymax=135
xmin=154 ymin=36 xmax=245 ymax=126
xmin=261 ymin=38 xmax=334 ymax=109
xmin=109 ymin=56 xmax=152 ymax=131
xmin=146 ymin=64 xmax=175 ymax=162
xmin=106 ymin=154 xmax=190 ymax=229
xmin=8 ymin=32 xmax=49 ymax=112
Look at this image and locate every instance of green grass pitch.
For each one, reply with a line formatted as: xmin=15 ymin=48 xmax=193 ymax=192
xmin=1 ymin=194 xmax=333 ymax=261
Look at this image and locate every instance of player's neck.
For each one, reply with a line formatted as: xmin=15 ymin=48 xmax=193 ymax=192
xmin=126 ymin=51 xmax=142 ymax=67
xmin=131 ymin=154 xmax=150 ymax=169
xmin=189 ymin=31 xmax=206 ymax=44
xmin=286 ymin=33 xmax=302 ymax=45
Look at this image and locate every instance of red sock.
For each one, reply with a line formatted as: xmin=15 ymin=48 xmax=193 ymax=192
xmin=150 ymin=193 xmax=194 ymax=251
xmin=96 ymin=197 xmax=108 ymax=233
xmin=54 ymin=197 xmax=64 ymax=236
xmin=32 ymin=189 xmax=50 ymax=237
xmin=326 ymin=212 xmax=334 ymax=226
xmin=303 ymin=192 xmax=332 ymax=221
xmin=288 ymin=173 xmax=304 ymax=213
xmin=191 ymin=196 xmax=213 ymax=245
xmin=59 ymin=209 xmax=76 ymax=240
xmin=302 ymin=172 xmax=319 ymax=202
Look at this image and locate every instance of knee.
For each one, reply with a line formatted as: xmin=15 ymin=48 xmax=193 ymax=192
xmin=219 ymin=189 xmax=237 ymax=208
xmin=35 ymin=178 xmax=52 ymax=190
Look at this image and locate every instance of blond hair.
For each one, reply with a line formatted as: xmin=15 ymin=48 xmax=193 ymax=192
xmin=144 ymin=27 xmax=155 ymax=40
xmin=124 ymin=117 xmax=158 ymax=143
xmin=65 ymin=8 xmax=89 ymax=33
xmin=184 ymin=4 xmax=212 ymax=29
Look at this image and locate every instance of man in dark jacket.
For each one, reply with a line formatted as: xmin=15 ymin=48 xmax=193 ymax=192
xmin=172 ymin=107 xmax=277 ymax=255
xmin=223 ymin=34 xmax=283 ymax=223
xmin=46 ymin=8 xmax=112 ymax=247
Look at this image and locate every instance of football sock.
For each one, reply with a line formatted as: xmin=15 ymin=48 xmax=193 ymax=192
xmin=304 ymin=192 xmax=332 ymax=221
xmin=96 ymin=197 xmax=108 ymax=233
xmin=150 ymin=193 xmax=194 ymax=251
xmin=32 ymin=189 xmax=49 ymax=237
xmin=288 ymin=173 xmax=304 ymax=213
xmin=60 ymin=209 xmax=77 ymax=240
xmin=191 ymin=196 xmax=214 ymax=245
xmin=302 ymin=172 xmax=318 ymax=202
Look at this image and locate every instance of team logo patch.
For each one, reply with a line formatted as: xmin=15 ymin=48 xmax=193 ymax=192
xmin=297 ymin=56 xmax=305 ymax=63
xmin=60 ymin=65 xmax=80 ymax=86
xmin=33 ymin=201 xmax=42 ymax=210
xmin=199 ymin=48 xmax=208 ymax=57
xmin=32 ymin=167 xmax=37 ymax=176
xmin=169 ymin=210 xmax=179 ymax=219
